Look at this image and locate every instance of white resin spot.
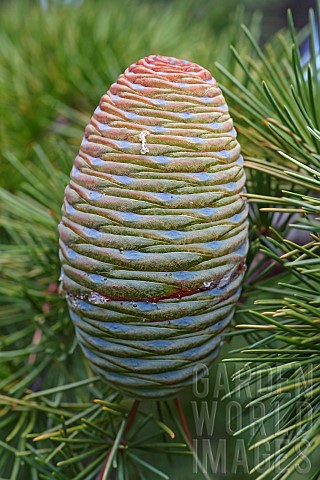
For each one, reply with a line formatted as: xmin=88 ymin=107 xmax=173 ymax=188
xmin=139 ymin=130 xmax=150 ymax=154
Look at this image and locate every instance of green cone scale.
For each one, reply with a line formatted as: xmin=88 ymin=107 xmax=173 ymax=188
xmin=59 ymin=55 xmax=248 ymax=399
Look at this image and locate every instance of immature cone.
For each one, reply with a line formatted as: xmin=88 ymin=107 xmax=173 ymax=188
xmin=59 ymin=55 xmax=248 ymax=399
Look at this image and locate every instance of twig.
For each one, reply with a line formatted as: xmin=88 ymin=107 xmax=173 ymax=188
xmin=98 ymin=400 xmax=140 ymax=480
xmin=173 ymin=398 xmax=213 ymax=480
xmin=124 ymin=400 xmax=139 ymax=436
xmin=173 ymin=398 xmax=192 ymax=446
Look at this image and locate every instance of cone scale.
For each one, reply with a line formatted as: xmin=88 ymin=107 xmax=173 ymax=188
xmin=59 ymin=55 xmax=248 ymax=399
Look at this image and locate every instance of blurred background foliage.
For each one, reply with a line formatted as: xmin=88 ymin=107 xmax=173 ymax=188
xmin=0 ymin=0 xmax=308 ymax=189
xmin=0 ymin=0 xmax=319 ymax=479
